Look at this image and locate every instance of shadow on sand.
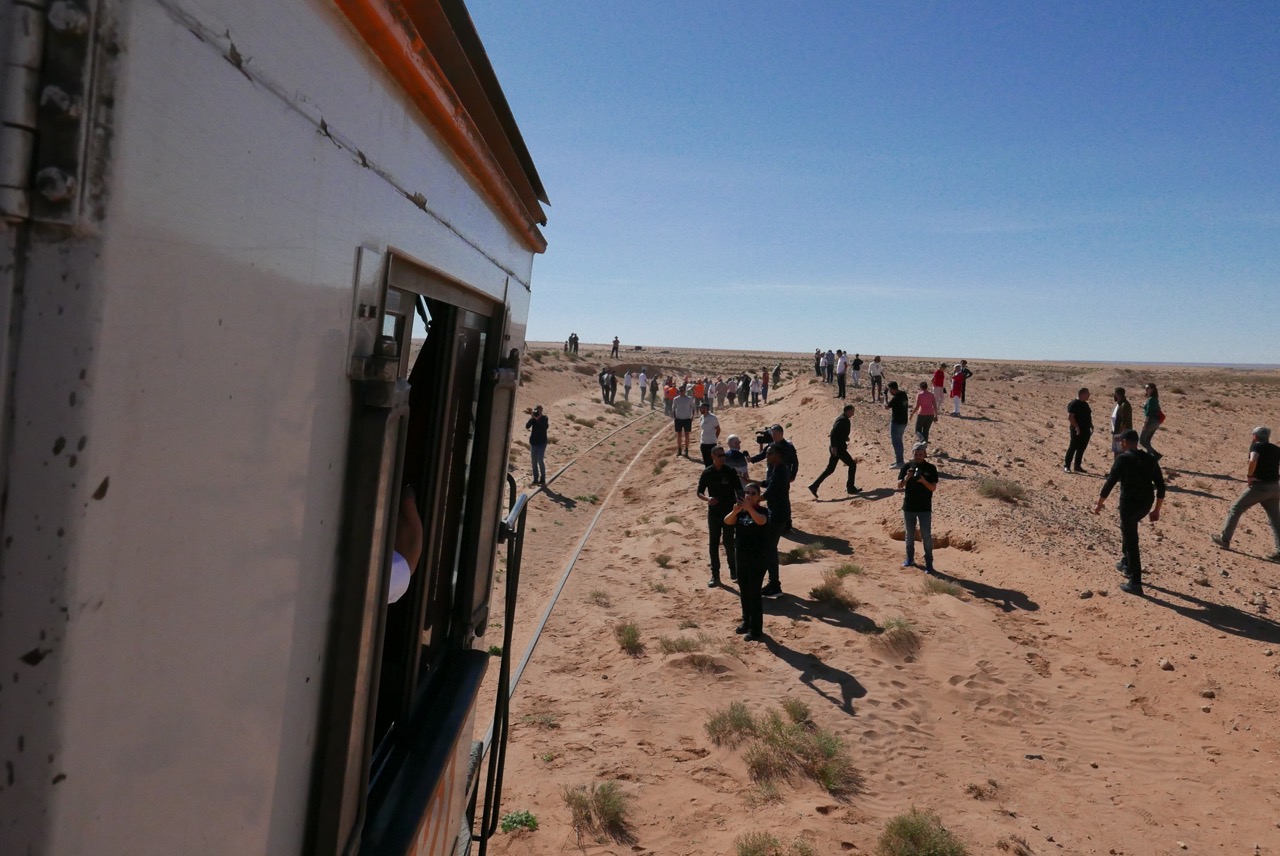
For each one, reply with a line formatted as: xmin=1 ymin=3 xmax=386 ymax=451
xmin=934 ymin=570 xmax=1040 ymax=613
xmin=762 ymin=634 xmax=867 ymax=715
xmin=1145 ymin=583 xmax=1280 ymax=644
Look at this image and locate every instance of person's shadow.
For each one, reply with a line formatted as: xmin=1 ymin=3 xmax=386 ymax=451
xmin=786 ymin=531 xmax=855 ymax=555
xmin=765 ymin=591 xmax=881 ymax=635
xmin=1144 ymin=583 xmax=1280 ymax=643
xmin=933 ymin=570 xmax=1040 ymax=613
xmin=537 ymin=484 xmax=578 ymax=510
xmin=762 ymin=634 xmax=867 ymax=717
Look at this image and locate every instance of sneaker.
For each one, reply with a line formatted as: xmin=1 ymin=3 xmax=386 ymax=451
xmin=1211 ymin=534 xmax=1230 ymax=550
xmin=902 ymin=560 xmax=915 ymax=568
xmin=847 ymin=486 xmax=861 ymax=494
xmin=708 ymin=577 xmax=720 ymax=588
xmin=729 ymin=572 xmax=738 ymax=581
xmin=923 ymin=565 xmax=936 ymax=575
xmin=891 ymin=462 xmax=905 ymax=469
xmin=1063 ymin=467 xmax=1072 ymax=474
xmin=1118 ymin=580 xmax=1144 ymax=595
xmin=761 ymin=584 xmax=782 ymax=597
xmin=743 ymin=631 xmax=764 ymax=642
xmin=734 ymin=623 xmax=748 ymax=635
xmin=1073 ymin=467 xmax=1088 ymax=473
xmin=808 ymin=484 xmax=819 ymax=499
xmin=1115 ymin=559 xmax=1128 ymax=573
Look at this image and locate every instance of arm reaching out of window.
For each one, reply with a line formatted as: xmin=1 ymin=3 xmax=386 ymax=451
xmin=389 ymin=488 xmax=423 ymax=603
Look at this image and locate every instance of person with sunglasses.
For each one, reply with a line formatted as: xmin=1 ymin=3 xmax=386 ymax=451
xmin=725 ymin=482 xmax=771 ymax=641
xmin=697 ymin=445 xmax=741 ymax=587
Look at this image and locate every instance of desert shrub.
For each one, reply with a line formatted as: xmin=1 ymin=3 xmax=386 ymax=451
xmin=719 ymin=705 xmax=864 ymax=797
xmin=781 ymin=697 xmax=811 ymax=724
xmin=875 ymin=618 xmax=922 ymax=658
xmin=995 ymin=835 xmax=1033 ymax=855
xmin=653 ymin=458 xmax=669 ymax=475
xmin=614 ymin=621 xmax=643 ymax=655
xmin=562 ymin=786 xmax=592 ymax=836
xmin=834 ymin=562 xmax=864 ymax=578
xmin=590 ymin=781 xmax=631 ymax=841
xmin=663 ymin=514 xmax=681 ymax=524
xmin=779 ymin=543 xmax=823 ymax=565
xmin=876 ymin=807 xmax=967 ymax=855
xmin=499 ymin=809 xmax=538 ymax=832
xmin=684 ymin=652 xmax=721 ymax=673
xmin=649 ymin=580 xmax=669 ymax=593
xmin=922 ymin=577 xmax=963 ymax=598
xmin=487 ymin=645 xmax=503 ymax=656
xmin=677 ymin=618 xmax=699 ymax=629
xmin=810 ymin=570 xmax=859 ymax=609
xmin=977 ymin=478 xmax=1025 ymax=502
xmin=588 ymin=589 xmax=612 ymax=607
xmin=736 ymin=832 xmax=783 ymax=856
xmin=965 ymin=779 xmax=998 ymax=800
xmin=654 ymin=553 xmax=672 ymax=568
xmin=657 ymin=634 xmax=705 ymax=654
xmin=705 ymin=701 xmax=757 ymax=747
xmin=521 ymin=712 xmax=559 ymax=730
xmin=575 ymin=494 xmax=600 ymax=504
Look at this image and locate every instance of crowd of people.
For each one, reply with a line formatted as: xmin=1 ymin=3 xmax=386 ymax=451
xmin=526 ymin=344 xmax=1280 ymax=640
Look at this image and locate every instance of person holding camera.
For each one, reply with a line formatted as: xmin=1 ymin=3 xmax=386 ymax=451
xmin=898 ymin=442 xmax=939 ymax=574
xmin=809 ymin=404 xmax=859 ymax=498
xmin=725 ymin=482 xmax=772 ymax=641
xmin=698 ymin=445 xmax=741 ymax=587
xmin=525 ymin=405 xmax=549 ymax=485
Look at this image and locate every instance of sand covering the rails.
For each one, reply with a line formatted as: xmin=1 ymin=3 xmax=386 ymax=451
xmin=482 ymin=344 xmax=1280 ymax=855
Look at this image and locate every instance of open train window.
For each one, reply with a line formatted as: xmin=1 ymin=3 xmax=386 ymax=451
xmin=312 ymin=251 xmax=513 ymax=855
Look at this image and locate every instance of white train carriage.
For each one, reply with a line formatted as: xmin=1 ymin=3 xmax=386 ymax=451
xmin=0 ymin=0 xmax=547 ymax=853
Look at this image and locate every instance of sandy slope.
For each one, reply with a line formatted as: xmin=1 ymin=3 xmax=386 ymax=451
xmin=484 ymin=344 xmax=1280 ymax=855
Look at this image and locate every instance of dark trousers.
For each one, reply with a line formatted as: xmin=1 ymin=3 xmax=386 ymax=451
xmin=764 ymin=519 xmax=786 ymax=589
xmin=812 ymin=446 xmax=857 ymax=493
xmin=1119 ymin=504 xmax=1152 ymax=584
xmin=915 ymin=414 xmax=934 ymax=442
xmin=700 ymin=443 xmax=716 ymax=466
xmin=1139 ymin=419 xmax=1160 ymax=458
xmin=836 ymin=374 xmax=846 ymax=398
xmin=708 ymin=511 xmax=737 ymax=579
xmin=1065 ymin=429 xmax=1091 ymax=470
xmin=870 ymin=376 xmax=882 ymax=401
xmin=738 ymin=557 xmax=766 ymax=633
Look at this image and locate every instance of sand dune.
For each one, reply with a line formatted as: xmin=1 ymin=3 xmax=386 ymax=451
xmin=484 ymin=345 xmax=1280 ymax=854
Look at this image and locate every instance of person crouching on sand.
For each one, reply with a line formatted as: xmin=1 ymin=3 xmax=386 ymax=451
xmin=725 ymin=481 xmax=771 ymax=642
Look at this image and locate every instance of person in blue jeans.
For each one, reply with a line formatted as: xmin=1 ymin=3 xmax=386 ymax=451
xmin=525 ymin=405 xmax=549 ymax=485
xmin=898 ymin=442 xmax=938 ymax=573
xmin=884 ymin=381 xmax=909 ymax=468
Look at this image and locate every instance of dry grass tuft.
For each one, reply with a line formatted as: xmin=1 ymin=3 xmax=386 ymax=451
xmin=614 ymin=621 xmax=643 ymax=656
xmin=779 ymin=543 xmax=823 ymax=565
xmin=964 ymin=778 xmax=998 ymax=800
xmin=707 ymin=702 xmax=862 ymax=797
xmin=810 ymin=570 xmax=860 ymax=609
xmin=588 ymin=589 xmax=612 ymax=607
xmin=876 ymin=807 xmax=968 ymax=855
xmin=995 ymin=834 xmax=1033 ymax=855
xmin=834 ymin=562 xmax=864 ymax=578
xmin=561 ymin=781 xmax=633 ymax=844
xmin=977 ymin=478 xmax=1026 ymax=502
xmin=874 ymin=617 xmax=922 ymax=658
xmin=658 ymin=632 xmax=711 ymax=655
xmin=922 ymin=577 xmax=963 ymax=598
xmin=654 ymin=553 xmax=673 ymax=568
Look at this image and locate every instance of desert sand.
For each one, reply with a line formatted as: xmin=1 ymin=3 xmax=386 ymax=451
xmin=481 ymin=343 xmax=1280 ymax=855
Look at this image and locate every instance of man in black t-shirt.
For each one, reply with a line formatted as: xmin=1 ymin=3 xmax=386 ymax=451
xmin=809 ymin=404 xmax=859 ymax=498
xmin=1213 ymin=426 xmax=1280 ymax=560
xmin=697 ymin=446 xmax=743 ymax=586
xmin=1094 ymin=429 xmax=1165 ymax=595
xmin=1064 ymin=388 xmax=1093 ymax=473
xmin=885 ymin=381 xmax=910 ymax=468
xmin=760 ymin=443 xmax=792 ymax=597
xmin=897 ymin=442 xmax=939 ymax=573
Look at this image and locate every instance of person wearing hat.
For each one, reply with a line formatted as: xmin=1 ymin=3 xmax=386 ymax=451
xmin=697 ymin=402 xmax=722 ymax=466
xmin=524 ymin=405 xmax=550 ymax=485
xmin=898 ymin=442 xmax=939 ymax=573
xmin=1212 ymin=426 xmax=1280 ymax=561
xmin=1094 ymin=428 xmax=1165 ymax=595
xmin=809 ymin=404 xmax=859 ymax=498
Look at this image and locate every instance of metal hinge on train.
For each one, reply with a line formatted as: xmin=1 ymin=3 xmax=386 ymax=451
xmin=1 ymin=0 xmax=97 ymax=223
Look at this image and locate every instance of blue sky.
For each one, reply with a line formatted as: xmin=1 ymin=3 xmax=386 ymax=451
xmin=469 ymin=1 xmax=1279 ymax=363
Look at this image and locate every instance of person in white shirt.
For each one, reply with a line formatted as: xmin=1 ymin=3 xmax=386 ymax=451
xmin=868 ymin=356 xmax=885 ymax=402
xmin=835 ymin=350 xmax=849 ymax=399
xmin=623 ymin=371 xmax=632 ymax=401
xmin=637 ymin=370 xmax=648 ymax=403
xmin=698 ymin=403 xmax=721 ymax=465
xmin=388 ymin=488 xmax=423 ymax=604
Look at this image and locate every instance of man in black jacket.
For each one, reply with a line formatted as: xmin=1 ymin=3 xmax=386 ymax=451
xmin=697 ymin=446 xmax=742 ymax=587
xmin=760 ymin=443 xmax=792 ymax=597
xmin=1094 ymin=429 xmax=1165 ymax=595
xmin=809 ymin=404 xmax=859 ymax=498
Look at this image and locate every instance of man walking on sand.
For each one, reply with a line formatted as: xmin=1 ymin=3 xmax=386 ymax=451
xmin=809 ymin=404 xmax=859 ymax=498
xmin=1212 ymin=426 xmax=1280 ymax=561
xmin=671 ymin=385 xmax=695 ymax=457
xmin=1064 ymin=388 xmax=1093 ymax=473
xmin=698 ymin=445 xmax=741 ymax=587
xmin=698 ymin=403 xmax=721 ymax=466
xmin=1110 ymin=387 xmax=1133 ymax=456
xmin=898 ymin=442 xmax=938 ymax=574
xmin=1094 ymin=429 xmax=1165 ymax=595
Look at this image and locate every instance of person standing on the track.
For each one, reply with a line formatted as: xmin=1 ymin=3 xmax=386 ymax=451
xmin=809 ymin=404 xmax=859 ymax=498
xmin=671 ymin=385 xmax=695 ymax=457
xmin=611 ymin=336 xmax=620 ymax=358
xmin=725 ymin=481 xmax=771 ymax=642
xmin=698 ymin=445 xmax=741 ymax=587
xmin=525 ymin=405 xmax=549 ymax=485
